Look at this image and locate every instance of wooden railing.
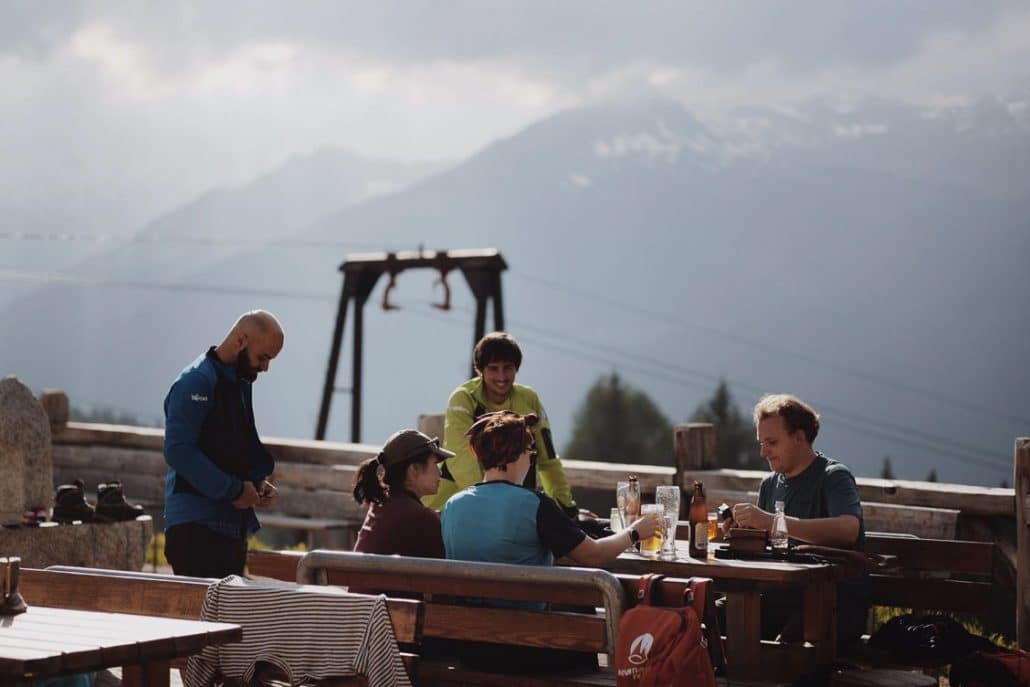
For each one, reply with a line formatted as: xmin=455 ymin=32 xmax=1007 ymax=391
xmin=47 ymin=418 xmax=1028 ymax=649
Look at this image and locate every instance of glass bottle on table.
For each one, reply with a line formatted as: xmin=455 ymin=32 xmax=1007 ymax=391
xmin=688 ymin=480 xmax=708 ymax=559
xmin=771 ymin=500 xmax=789 ymax=552
xmin=654 ymin=485 xmax=680 ymax=559
xmin=625 ymin=476 xmax=641 ymax=521
xmin=616 ymin=481 xmax=629 ymax=526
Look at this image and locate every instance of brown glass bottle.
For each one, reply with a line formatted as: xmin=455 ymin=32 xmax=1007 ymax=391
xmin=688 ymin=480 xmax=707 ymax=558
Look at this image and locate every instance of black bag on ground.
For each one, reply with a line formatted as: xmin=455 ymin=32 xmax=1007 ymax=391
xmin=868 ymin=614 xmax=996 ymax=663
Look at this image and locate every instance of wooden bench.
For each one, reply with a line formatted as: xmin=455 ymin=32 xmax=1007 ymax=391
xmin=865 ymin=534 xmax=998 ymax=618
xmin=19 ymin=566 xmax=422 ymax=685
xmin=845 ymin=533 xmax=1000 ymax=676
xmin=249 ymin=549 xmax=725 ymax=687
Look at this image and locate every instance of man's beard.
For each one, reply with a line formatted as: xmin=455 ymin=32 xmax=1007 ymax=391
xmin=236 ymin=348 xmax=259 ymax=382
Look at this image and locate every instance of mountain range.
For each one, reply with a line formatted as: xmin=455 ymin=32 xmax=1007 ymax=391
xmin=2 ymin=97 xmax=1027 ymax=487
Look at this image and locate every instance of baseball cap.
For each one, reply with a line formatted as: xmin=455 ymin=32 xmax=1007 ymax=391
xmin=379 ymin=429 xmax=455 ymax=469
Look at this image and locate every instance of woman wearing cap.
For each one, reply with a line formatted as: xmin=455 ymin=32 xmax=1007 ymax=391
xmin=352 ymin=429 xmax=454 ymax=558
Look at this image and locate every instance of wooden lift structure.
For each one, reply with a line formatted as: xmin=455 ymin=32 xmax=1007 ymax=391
xmin=315 ymin=248 xmax=507 ymax=442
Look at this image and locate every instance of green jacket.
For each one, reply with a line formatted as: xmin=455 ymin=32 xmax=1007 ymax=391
xmin=422 ymin=378 xmax=576 ymax=511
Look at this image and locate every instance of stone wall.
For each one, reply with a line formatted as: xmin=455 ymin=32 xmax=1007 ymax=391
xmin=0 ymin=376 xmax=53 ymax=521
xmin=0 ymin=518 xmax=153 ymax=570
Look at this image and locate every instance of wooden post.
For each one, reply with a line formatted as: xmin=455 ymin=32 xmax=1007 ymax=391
xmin=1016 ymin=437 xmax=1030 ymax=651
xmin=38 ymin=389 xmax=69 ymax=429
xmin=673 ymin=423 xmax=717 ymax=487
xmin=418 ymin=414 xmax=446 ymax=441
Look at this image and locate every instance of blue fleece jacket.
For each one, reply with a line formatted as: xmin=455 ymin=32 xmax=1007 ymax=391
xmin=162 ymin=350 xmax=274 ymax=538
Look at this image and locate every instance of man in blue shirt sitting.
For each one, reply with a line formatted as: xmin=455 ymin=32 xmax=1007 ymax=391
xmin=162 ymin=310 xmax=284 ymax=577
xmin=729 ymin=393 xmax=869 ymax=643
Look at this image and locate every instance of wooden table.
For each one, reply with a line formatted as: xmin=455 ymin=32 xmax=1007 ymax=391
xmin=0 ymin=606 xmax=241 ymax=687
xmin=606 ymin=541 xmax=845 ymax=682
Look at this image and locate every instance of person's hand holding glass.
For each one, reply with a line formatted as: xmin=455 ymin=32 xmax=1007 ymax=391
xmin=639 ymin=504 xmax=665 ymax=558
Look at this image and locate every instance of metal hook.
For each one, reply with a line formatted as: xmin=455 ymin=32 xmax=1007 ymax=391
xmin=432 ymin=267 xmax=452 ymax=311
xmin=381 ymin=254 xmax=401 ymax=311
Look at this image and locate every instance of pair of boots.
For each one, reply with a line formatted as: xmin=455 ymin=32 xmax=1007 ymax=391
xmin=52 ymin=479 xmax=145 ymax=524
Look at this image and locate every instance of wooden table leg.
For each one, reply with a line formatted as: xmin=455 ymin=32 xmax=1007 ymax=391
xmin=123 ymin=660 xmax=171 ymax=687
xmin=803 ymin=580 xmax=837 ymax=667
xmin=725 ymin=590 xmax=762 ymax=682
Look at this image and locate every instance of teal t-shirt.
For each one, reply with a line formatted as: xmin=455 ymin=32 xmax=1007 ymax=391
xmin=758 ymin=452 xmax=865 ymax=550
xmin=441 ymin=481 xmax=584 ymax=567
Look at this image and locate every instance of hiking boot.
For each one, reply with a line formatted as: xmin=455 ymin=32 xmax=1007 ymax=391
xmin=52 ymin=479 xmax=96 ymax=524
xmin=95 ymin=481 xmax=145 ymax=522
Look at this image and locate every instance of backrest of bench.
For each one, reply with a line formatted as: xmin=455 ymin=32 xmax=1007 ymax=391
xmin=21 ymin=567 xmax=211 ymax=618
xmin=865 ymin=535 xmax=995 ymax=576
xmin=19 ymin=566 xmax=422 ymax=644
xmin=864 ymin=535 xmax=997 ymax=617
xmin=250 ymin=549 xmax=727 ymax=676
xmin=295 ymin=549 xmax=626 ymax=662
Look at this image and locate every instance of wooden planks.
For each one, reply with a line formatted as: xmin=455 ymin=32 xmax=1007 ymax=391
xmin=605 ymin=541 xmax=837 ymax=585
xmin=0 ymin=606 xmax=240 ymax=685
xmin=676 ymin=469 xmax=1015 ymax=518
xmin=1015 ymin=437 xmax=1029 ymax=650
xmin=865 ymin=534 xmax=995 ymax=575
xmin=323 ymin=568 xmax=607 ymax=608
xmin=869 ymin=577 xmax=992 ymax=614
xmin=20 ymin=567 xmax=422 ymax=645
xmin=52 ymin=422 xmax=1016 ymax=518
xmin=424 ymin=605 xmax=607 ymax=652
xmin=248 ymin=548 xmax=304 ymax=581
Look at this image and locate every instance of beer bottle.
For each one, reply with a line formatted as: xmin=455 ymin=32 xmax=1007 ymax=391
xmin=688 ymin=480 xmax=708 ymax=558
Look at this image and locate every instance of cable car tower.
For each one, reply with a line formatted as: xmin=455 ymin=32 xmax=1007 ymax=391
xmin=315 ymin=248 xmax=506 ymax=442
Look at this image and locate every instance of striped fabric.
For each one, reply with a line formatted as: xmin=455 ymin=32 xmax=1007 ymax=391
xmin=184 ymin=576 xmax=411 ymax=687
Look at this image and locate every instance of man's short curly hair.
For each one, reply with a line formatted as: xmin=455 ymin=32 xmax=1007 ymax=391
xmin=753 ymin=393 xmax=821 ymax=444
xmin=465 ymin=410 xmax=538 ymax=471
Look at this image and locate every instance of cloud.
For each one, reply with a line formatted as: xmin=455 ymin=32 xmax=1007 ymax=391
xmin=572 ymin=7 xmax=1030 ymax=127
xmin=1 ymin=2 xmax=1027 ymax=234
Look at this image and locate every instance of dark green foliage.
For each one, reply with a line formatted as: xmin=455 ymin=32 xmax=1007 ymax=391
xmin=564 ymin=372 xmax=673 ymax=465
xmin=881 ymin=456 xmax=896 ymax=480
xmin=690 ymin=379 xmax=762 ymax=469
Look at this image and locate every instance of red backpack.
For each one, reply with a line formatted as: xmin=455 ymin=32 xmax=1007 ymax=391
xmin=951 ymin=647 xmax=1030 ymax=687
xmin=614 ymin=574 xmax=720 ymax=687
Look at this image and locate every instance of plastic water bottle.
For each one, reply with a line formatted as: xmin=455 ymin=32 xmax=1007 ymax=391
xmin=770 ymin=500 xmax=789 ymax=551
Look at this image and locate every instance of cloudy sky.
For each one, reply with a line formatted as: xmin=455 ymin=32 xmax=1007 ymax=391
xmin=3 ymin=1 xmax=1029 ymax=230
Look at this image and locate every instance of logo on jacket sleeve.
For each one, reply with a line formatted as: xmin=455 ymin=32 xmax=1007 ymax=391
xmin=191 ymin=393 xmax=209 ymax=402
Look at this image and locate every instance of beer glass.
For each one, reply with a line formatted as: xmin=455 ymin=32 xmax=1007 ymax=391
xmin=654 ymin=485 xmax=680 ymax=558
xmin=639 ymin=504 xmax=664 ymax=558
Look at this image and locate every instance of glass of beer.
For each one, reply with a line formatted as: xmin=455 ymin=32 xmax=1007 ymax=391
xmin=708 ymin=512 xmax=720 ymax=541
xmin=639 ymin=504 xmax=664 ymax=558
